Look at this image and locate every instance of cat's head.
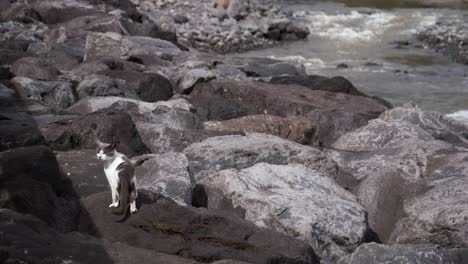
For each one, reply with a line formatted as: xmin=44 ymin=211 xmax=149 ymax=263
xmin=95 ymin=138 xmax=117 ymax=161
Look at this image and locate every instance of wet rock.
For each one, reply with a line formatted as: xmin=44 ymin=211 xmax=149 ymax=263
xmin=11 ymin=57 xmax=60 ymax=81
xmin=78 ymin=191 xmax=319 ymax=264
xmin=336 ymin=63 xmax=349 ymax=69
xmin=0 ymin=146 xmax=79 ymax=232
xmin=40 ymin=107 xmax=149 ymax=157
xmin=240 ymin=62 xmax=305 ymax=77
xmin=83 ymin=32 xmax=181 ymax=62
xmin=174 ymin=14 xmax=189 ymax=24
xmin=11 ymin=77 xmax=77 ymax=109
xmin=264 ymin=19 xmax=310 ymax=41
xmin=338 ymin=242 xmax=459 ymax=264
xmin=76 ymin=74 xmax=137 ymax=99
xmin=131 ymin=153 xmax=191 ymax=206
xmin=195 ymin=163 xmax=368 ymax=262
xmin=0 ymin=209 xmax=200 ymax=264
xmin=203 ymin=114 xmax=314 ymax=144
xmin=98 ymin=70 xmax=173 ymax=102
xmin=184 ymin=133 xmax=338 ymax=179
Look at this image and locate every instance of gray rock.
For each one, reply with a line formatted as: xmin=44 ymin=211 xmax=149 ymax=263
xmin=83 ymin=32 xmax=181 ymax=62
xmin=70 ymin=56 xmax=146 ymax=79
xmin=76 ymin=74 xmax=137 ymax=99
xmin=0 ymin=83 xmax=15 ymax=98
xmin=240 ymin=62 xmax=306 ymax=77
xmin=338 ymin=242 xmax=459 ymax=264
xmin=195 ymin=163 xmax=368 ymax=262
xmin=131 ymin=153 xmax=191 ymax=206
xmin=30 ymin=0 xmax=103 ymax=24
xmin=11 ymin=57 xmax=60 ymax=81
xmin=11 ymin=77 xmax=77 ymax=109
xmin=177 ymin=68 xmax=216 ymax=94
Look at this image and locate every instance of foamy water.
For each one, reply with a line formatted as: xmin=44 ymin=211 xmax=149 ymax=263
xmin=447 ymin=110 xmax=468 ymax=126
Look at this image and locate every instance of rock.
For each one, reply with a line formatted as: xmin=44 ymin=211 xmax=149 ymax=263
xmin=11 ymin=77 xmax=77 ymax=109
xmin=0 ymin=98 xmax=47 ymax=150
xmin=0 ymin=83 xmax=15 ymax=98
xmin=0 ymin=146 xmax=79 ymax=232
xmin=70 ymin=57 xmax=146 ymax=79
xmin=177 ymin=68 xmax=216 ymax=94
xmin=78 ymin=191 xmax=319 ymax=264
xmin=98 ymin=70 xmax=173 ymax=102
xmin=34 ymin=44 xmax=83 ymax=71
xmin=203 ymin=114 xmax=314 ymax=144
xmin=76 ymin=74 xmax=137 ymax=99
xmin=338 ymin=242 xmax=459 ymax=264
xmin=390 ymin=174 xmax=468 ymax=248
xmin=39 ymin=107 xmax=149 ymax=157
xmin=0 ymin=209 xmax=200 ymax=264
xmin=131 ymin=153 xmax=191 ymax=206
xmin=0 ymin=49 xmax=31 ymax=65
xmin=30 ymin=0 xmax=103 ymax=24
xmin=226 ymin=0 xmax=251 ymax=20
xmin=187 ymin=80 xmax=388 ymax=146
xmin=265 ymin=20 xmax=310 ymax=41
xmin=240 ymin=62 xmax=305 ymax=77
xmin=11 ymin=57 xmax=60 ymax=81
xmin=87 ymin=0 xmax=142 ymax=22
xmin=336 ymin=63 xmax=349 ymax=69
xmin=83 ymin=32 xmax=181 ymax=62
xmin=184 ymin=133 xmax=339 ymax=181
xmin=195 ymin=163 xmax=368 ymax=262
xmin=174 ymin=14 xmax=189 ymax=24
xmin=55 ymin=149 xmax=108 ymax=198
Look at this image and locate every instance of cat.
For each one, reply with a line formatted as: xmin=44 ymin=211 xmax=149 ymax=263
xmin=95 ymin=139 xmax=138 ymax=221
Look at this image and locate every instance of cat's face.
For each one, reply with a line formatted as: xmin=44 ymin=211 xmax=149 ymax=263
xmin=95 ymin=139 xmax=116 ymax=161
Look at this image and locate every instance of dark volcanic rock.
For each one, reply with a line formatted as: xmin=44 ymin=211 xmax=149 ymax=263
xmin=240 ymin=62 xmax=305 ymax=77
xmin=40 ymin=107 xmax=149 ymax=157
xmin=99 ymin=70 xmax=173 ymax=102
xmin=71 ymin=57 xmax=146 ymax=78
xmin=30 ymin=0 xmax=103 ymax=24
xmin=78 ymin=191 xmax=319 ymax=264
xmin=76 ymin=74 xmax=137 ymax=99
xmin=0 ymin=209 xmax=200 ymax=264
xmin=187 ymin=80 xmax=389 ymax=146
xmin=0 ymin=146 xmax=79 ymax=232
xmin=11 ymin=57 xmax=60 ymax=81
xmin=0 ymin=48 xmax=31 ymax=65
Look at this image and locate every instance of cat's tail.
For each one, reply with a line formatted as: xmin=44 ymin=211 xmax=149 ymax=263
xmin=111 ymin=175 xmax=130 ymax=222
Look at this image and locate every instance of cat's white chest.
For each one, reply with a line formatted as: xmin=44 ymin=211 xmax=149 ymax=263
xmin=104 ymin=156 xmax=125 ymax=189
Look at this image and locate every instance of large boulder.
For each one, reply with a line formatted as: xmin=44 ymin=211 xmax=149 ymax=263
xmin=0 ymin=146 xmax=79 ymax=232
xmin=40 ymin=107 xmax=149 ymax=157
xmin=78 ymin=191 xmax=319 ymax=264
xmin=30 ymin=0 xmax=103 ymax=24
xmin=11 ymin=77 xmax=77 ymax=109
xmin=11 ymin=57 xmax=60 ymax=81
xmin=83 ymin=32 xmax=181 ymax=63
xmin=187 ymin=80 xmax=389 ymax=147
xmin=98 ymin=70 xmax=173 ymax=102
xmin=70 ymin=56 xmax=146 ymax=79
xmin=203 ymin=114 xmax=314 ymax=144
xmin=184 ymin=133 xmax=339 ymax=181
xmin=195 ymin=163 xmax=368 ymax=262
xmin=132 ymin=153 xmax=192 ymax=206
xmin=338 ymin=242 xmax=463 ymax=264
xmin=239 ymin=62 xmax=306 ymax=77
xmin=0 ymin=209 xmax=200 ymax=264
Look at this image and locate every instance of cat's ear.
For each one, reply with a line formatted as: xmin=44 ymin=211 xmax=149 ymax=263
xmin=95 ymin=138 xmax=105 ymax=147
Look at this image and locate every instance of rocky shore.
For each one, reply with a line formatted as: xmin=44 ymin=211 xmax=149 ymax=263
xmin=1 ymin=0 xmax=468 ymax=264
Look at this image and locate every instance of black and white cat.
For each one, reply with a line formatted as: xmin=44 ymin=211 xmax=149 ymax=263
xmin=95 ymin=139 xmax=138 ymax=219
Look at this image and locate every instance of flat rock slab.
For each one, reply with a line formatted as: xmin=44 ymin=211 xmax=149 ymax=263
xmin=78 ymin=191 xmax=319 ymax=264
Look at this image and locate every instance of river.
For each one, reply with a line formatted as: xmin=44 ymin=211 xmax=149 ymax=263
xmin=238 ymin=0 xmax=468 ymax=124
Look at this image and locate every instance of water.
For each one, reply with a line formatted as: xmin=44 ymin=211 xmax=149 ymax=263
xmin=237 ymin=0 xmax=468 ymax=123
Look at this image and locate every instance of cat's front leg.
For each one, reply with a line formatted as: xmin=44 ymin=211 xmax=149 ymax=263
xmin=109 ymin=188 xmax=119 ymax=208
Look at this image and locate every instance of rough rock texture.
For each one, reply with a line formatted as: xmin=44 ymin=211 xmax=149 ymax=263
xmin=203 ymin=114 xmax=314 ymax=144
xmin=195 ymin=163 xmax=368 ymax=262
xmin=0 ymin=146 xmax=79 ymax=232
xmin=11 ymin=77 xmax=77 ymax=109
xmin=0 ymin=209 xmax=200 ymax=264
xmin=40 ymin=107 xmax=149 ymax=157
xmin=184 ymin=133 xmax=338 ymax=179
xmin=70 ymin=57 xmax=146 ymax=79
xmin=30 ymin=0 xmax=103 ymax=25
xmin=240 ymin=62 xmax=306 ymax=77
xmin=187 ymin=80 xmax=388 ymax=147
xmin=338 ymin=242 xmax=462 ymax=264
xmin=99 ymin=70 xmax=173 ymax=102
xmin=132 ymin=153 xmax=192 ymax=206
xmin=11 ymin=57 xmax=60 ymax=81
xmin=76 ymin=74 xmax=137 ymax=99
xmin=83 ymin=32 xmax=181 ymax=63
xmin=79 ymin=191 xmax=319 ymax=264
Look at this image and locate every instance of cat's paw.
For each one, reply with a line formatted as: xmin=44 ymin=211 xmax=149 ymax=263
xmin=130 ymin=207 xmax=138 ymax=214
xmin=109 ymin=202 xmax=118 ymax=208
